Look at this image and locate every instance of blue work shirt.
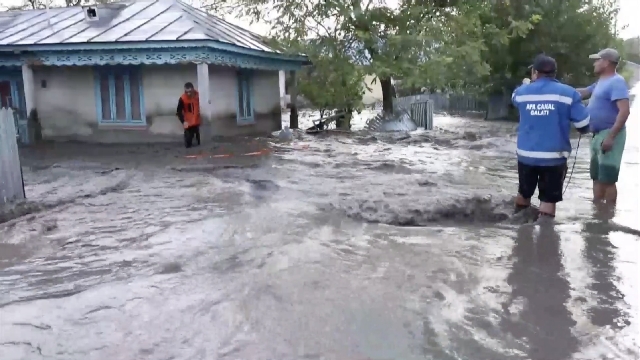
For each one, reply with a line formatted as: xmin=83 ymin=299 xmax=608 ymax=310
xmin=512 ymin=78 xmax=590 ymax=166
xmin=586 ymin=74 xmax=629 ymax=133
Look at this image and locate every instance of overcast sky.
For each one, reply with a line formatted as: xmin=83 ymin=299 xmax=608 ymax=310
xmin=2 ymin=0 xmax=639 ymax=40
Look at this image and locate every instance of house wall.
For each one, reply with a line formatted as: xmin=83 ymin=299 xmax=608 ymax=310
xmin=32 ymin=64 xmax=282 ymax=143
xmin=362 ymin=74 xmax=383 ymax=106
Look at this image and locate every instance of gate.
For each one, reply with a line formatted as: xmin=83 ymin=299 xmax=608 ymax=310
xmin=0 ymin=108 xmax=26 ymax=205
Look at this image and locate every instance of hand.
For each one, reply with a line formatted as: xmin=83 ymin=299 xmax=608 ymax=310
xmin=183 ymin=122 xmax=190 ymax=129
xmin=522 ymin=78 xmax=531 ymax=85
xmin=601 ymin=136 xmax=614 ymax=153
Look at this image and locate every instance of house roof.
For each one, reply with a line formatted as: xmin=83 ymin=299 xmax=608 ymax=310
xmin=0 ymin=0 xmax=275 ymax=53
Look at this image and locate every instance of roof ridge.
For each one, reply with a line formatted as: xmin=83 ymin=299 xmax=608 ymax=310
xmin=179 ymin=0 xmax=265 ymax=42
xmin=0 ymin=0 xmax=283 ymax=55
xmin=174 ymin=0 xmax=275 ymax=52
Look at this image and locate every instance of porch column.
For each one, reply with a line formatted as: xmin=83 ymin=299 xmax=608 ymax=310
xmin=288 ymin=70 xmax=298 ymax=129
xmin=21 ymin=63 xmax=40 ymax=144
xmin=279 ymin=70 xmax=286 ymax=109
xmin=21 ymin=64 xmax=35 ymax=115
xmin=196 ymin=63 xmax=212 ymax=122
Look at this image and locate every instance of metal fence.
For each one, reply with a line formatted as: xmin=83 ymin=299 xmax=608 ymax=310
xmin=395 ymin=92 xmax=487 ymax=115
xmin=409 ymin=101 xmax=434 ymax=130
xmin=393 ymin=95 xmax=435 ymax=130
xmin=0 ymin=108 xmax=26 ymax=205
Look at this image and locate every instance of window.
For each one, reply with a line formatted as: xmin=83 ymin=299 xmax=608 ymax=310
xmin=95 ymin=66 xmax=144 ymax=125
xmin=236 ymin=70 xmax=254 ymax=125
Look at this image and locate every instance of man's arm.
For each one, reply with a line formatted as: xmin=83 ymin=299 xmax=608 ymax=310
xmin=176 ymin=98 xmax=185 ymax=123
xmin=576 ymin=83 xmax=597 ymax=100
xmin=608 ymin=78 xmax=630 ymax=139
xmin=511 ymin=86 xmax=521 ymax=106
xmin=569 ymin=90 xmax=590 ymax=134
xmin=511 ymin=78 xmax=530 ymax=106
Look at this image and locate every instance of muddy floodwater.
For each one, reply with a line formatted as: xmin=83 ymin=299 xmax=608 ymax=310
xmin=1 ymin=108 xmax=638 ymax=360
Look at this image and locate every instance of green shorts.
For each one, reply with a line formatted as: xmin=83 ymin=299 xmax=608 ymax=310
xmin=590 ymin=128 xmax=626 ymax=183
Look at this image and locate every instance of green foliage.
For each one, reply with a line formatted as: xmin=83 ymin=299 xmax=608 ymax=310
xmin=623 ymin=37 xmax=640 ymax=64
xmin=205 ymin=0 xmax=505 ymax=109
xmin=283 ymin=39 xmax=365 ymax=114
xmin=480 ymin=0 xmax=622 ymax=93
xmin=619 ymin=66 xmax=634 ymax=84
xmin=205 ymin=0 xmax=623 ymax=106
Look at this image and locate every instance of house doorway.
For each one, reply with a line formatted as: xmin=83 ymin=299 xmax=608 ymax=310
xmin=0 ymin=72 xmax=29 ymax=144
xmin=0 ymin=80 xmax=13 ymax=108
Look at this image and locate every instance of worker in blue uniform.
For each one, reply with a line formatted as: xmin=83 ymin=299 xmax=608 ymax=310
xmin=511 ymin=55 xmax=591 ymax=219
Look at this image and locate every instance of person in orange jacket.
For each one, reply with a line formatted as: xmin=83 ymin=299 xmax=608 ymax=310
xmin=176 ymin=82 xmax=201 ymax=148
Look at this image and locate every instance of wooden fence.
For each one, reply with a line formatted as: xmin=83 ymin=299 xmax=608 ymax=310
xmin=0 ymin=108 xmax=25 ymax=205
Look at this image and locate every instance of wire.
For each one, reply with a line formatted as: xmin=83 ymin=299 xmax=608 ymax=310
xmin=563 ymin=134 xmax=582 ymax=195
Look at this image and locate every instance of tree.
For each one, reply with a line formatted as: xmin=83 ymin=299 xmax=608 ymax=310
xmin=623 ymin=37 xmax=640 ymax=64
xmin=480 ymin=0 xmax=622 ymax=94
xmin=266 ymin=36 xmax=364 ymax=129
xmin=295 ymin=43 xmax=365 ymax=129
xmin=4 ymin=0 xmax=113 ymax=11
xmin=205 ymin=0 xmax=517 ymax=113
xmin=5 ymin=0 xmax=53 ymax=10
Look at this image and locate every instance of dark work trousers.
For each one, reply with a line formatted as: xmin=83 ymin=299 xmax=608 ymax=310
xmin=184 ymin=125 xmax=201 ymax=148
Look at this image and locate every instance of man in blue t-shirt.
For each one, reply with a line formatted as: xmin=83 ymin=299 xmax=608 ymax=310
xmin=576 ymin=48 xmax=630 ymax=204
xmin=512 ymin=55 xmax=590 ymax=218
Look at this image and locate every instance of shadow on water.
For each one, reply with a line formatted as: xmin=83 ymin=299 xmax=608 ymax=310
xmin=501 ymin=223 xmax=578 ymax=360
xmin=583 ymin=206 xmax=631 ymax=330
xmin=0 ymin=112 xmax=638 ymax=360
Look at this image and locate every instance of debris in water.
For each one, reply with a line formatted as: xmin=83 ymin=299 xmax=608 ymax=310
xmin=278 ymin=126 xmax=293 ymax=141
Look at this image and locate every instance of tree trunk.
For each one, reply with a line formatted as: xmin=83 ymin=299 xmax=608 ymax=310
xmin=380 ymin=77 xmax=394 ymax=114
xmin=289 ymin=70 xmax=299 ymax=129
xmin=336 ymin=109 xmax=352 ymax=130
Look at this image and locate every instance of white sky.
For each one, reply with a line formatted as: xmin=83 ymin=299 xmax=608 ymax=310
xmin=1 ymin=0 xmax=639 ymax=39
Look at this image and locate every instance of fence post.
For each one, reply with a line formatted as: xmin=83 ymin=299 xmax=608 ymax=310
xmin=0 ymin=108 xmax=26 ymax=205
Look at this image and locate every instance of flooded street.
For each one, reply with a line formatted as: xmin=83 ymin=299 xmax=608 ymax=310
xmin=1 ymin=107 xmax=638 ymax=360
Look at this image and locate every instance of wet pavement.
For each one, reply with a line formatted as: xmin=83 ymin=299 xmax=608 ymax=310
xmin=0 ymin=107 xmax=638 ymax=360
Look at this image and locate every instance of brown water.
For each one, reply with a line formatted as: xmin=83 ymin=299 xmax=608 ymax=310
xmin=0 ymin=109 xmax=638 ymax=360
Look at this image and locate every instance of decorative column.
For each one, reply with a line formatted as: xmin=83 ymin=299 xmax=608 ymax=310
xmin=21 ymin=64 xmax=35 ymax=115
xmin=196 ymin=62 xmax=212 ymax=122
xmin=21 ymin=63 xmax=38 ymax=144
xmin=288 ymin=70 xmax=298 ymax=129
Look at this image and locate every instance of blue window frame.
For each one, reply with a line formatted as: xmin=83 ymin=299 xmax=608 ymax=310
xmin=94 ymin=66 xmax=145 ymax=125
xmin=236 ymin=70 xmax=254 ymax=125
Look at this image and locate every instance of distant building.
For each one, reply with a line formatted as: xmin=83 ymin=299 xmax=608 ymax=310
xmin=0 ymin=0 xmax=309 ymax=143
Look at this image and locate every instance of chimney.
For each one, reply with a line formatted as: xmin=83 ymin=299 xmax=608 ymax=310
xmin=82 ymin=6 xmax=99 ymax=22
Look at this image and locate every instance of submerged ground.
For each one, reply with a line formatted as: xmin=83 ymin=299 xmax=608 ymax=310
xmin=0 ymin=107 xmax=638 ymax=360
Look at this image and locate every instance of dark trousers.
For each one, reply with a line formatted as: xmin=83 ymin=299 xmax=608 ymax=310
xmin=517 ymin=161 xmax=568 ymax=204
xmin=184 ymin=125 xmax=200 ymax=148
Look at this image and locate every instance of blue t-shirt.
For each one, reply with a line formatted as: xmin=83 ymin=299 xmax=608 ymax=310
xmin=586 ymin=74 xmax=629 ymax=132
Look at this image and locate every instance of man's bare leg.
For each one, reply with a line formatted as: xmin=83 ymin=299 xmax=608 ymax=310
xmin=515 ymin=194 xmax=531 ymax=211
xmin=603 ymin=183 xmax=618 ymax=204
xmin=539 ymin=202 xmax=556 ymax=217
xmin=593 ymin=181 xmax=607 ymax=202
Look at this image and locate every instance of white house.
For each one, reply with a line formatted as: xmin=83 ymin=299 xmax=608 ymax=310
xmin=0 ymin=0 xmax=309 ymax=143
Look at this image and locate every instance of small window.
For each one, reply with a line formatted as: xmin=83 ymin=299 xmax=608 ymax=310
xmin=236 ymin=70 xmax=254 ymax=125
xmin=95 ymin=66 xmax=145 ymax=125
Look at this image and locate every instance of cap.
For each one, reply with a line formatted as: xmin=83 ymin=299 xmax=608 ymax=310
xmin=531 ymin=54 xmax=557 ymax=74
xmin=589 ymin=48 xmax=620 ymax=63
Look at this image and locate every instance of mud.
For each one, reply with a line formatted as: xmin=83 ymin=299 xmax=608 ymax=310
xmin=0 ymin=110 xmax=638 ymax=360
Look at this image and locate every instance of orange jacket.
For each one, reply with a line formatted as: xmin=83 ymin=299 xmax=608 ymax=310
xmin=179 ymin=91 xmax=201 ymax=128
